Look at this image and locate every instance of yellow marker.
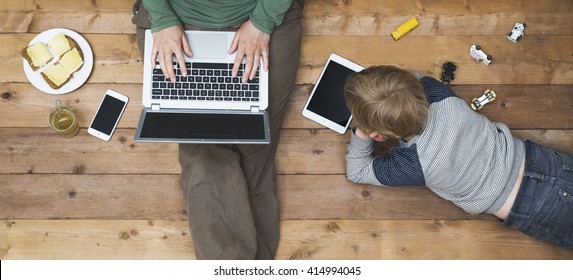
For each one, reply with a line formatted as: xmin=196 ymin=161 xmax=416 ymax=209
xmin=391 ymin=18 xmax=419 ymax=40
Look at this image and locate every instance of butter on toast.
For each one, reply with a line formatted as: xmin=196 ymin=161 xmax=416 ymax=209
xmin=47 ymin=33 xmax=82 ymax=58
xmin=26 ymin=32 xmax=86 ymax=90
xmin=21 ymin=42 xmax=54 ymax=71
xmin=41 ymin=62 xmax=73 ymax=90
xmin=60 ymin=47 xmax=84 ymax=74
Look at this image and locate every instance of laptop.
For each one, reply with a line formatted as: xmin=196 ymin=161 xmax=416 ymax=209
xmin=134 ymin=30 xmax=270 ymax=144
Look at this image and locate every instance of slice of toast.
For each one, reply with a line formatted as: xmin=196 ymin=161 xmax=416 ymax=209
xmin=41 ymin=62 xmax=72 ymax=90
xmin=46 ymin=32 xmax=71 ymax=56
xmin=21 ymin=42 xmax=54 ymax=71
xmin=24 ymin=32 xmax=85 ymax=90
xmin=47 ymin=33 xmax=83 ymax=59
xmin=59 ymin=47 xmax=84 ymax=74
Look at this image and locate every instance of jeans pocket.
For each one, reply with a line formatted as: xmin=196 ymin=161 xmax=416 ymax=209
xmin=535 ymin=185 xmax=573 ymax=245
xmin=556 ymin=150 xmax=573 ymax=184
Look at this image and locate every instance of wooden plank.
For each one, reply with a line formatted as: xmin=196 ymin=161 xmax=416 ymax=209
xmin=0 ymin=34 xmax=140 ymax=84
xmin=298 ymin=35 xmax=573 ymax=85
xmin=4 ymin=12 xmax=572 ymax=36
xmin=277 ymin=220 xmax=573 ymax=260
xmin=284 ymin=84 xmax=573 ymax=130
xmin=3 ymin=0 xmax=573 ymax=36
xmin=6 ymin=0 xmax=571 ymax=13
xmin=0 ymin=12 xmax=133 ymax=34
xmin=1 ymin=219 xmax=572 ymax=259
xmin=0 ymin=174 xmax=187 ymax=220
xmin=2 ymin=128 xmax=573 ymax=175
xmin=0 ymin=220 xmax=194 ymax=260
xmin=303 ymin=0 xmax=573 ymax=15
xmin=2 ymin=34 xmax=572 ymax=85
xmin=0 ymin=83 xmax=145 ymax=129
xmin=451 ymin=84 xmax=573 ymax=130
xmin=0 ymin=0 xmax=129 ymax=11
xmin=277 ymin=175 xmax=474 ymax=220
xmin=0 ymin=128 xmax=180 ymax=175
xmin=2 ymin=83 xmax=573 ymax=129
xmin=0 ymin=174 xmax=474 ymax=220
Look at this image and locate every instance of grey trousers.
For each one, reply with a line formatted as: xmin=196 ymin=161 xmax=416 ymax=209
xmin=132 ymin=1 xmax=303 ymax=259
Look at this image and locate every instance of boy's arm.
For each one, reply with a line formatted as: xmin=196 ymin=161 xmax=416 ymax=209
xmin=346 ymin=128 xmax=385 ymax=186
xmin=407 ymin=70 xmax=460 ymax=101
xmin=420 ymin=76 xmax=460 ymax=102
xmin=346 ymin=128 xmax=427 ymax=187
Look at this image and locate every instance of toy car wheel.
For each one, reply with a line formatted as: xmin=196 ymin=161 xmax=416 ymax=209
xmin=486 ymin=55 xmax=492 ymax=60
xmin=475 ymin=45 xmax=481 ymax=50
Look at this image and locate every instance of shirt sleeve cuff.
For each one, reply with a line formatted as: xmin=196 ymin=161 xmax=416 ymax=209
xmin=150 ymin=20 xmax=182 ymax=33
xmin=249 ymin=15 xmax=274 ymax=34
xmin=350 ymin=127 xmax=374 ymax=149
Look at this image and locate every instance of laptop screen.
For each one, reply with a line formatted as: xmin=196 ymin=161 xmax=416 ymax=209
xmin=139 ymin=111 xmax=267 ymax=140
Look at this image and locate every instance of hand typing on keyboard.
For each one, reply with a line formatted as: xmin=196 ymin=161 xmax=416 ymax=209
xmin=150 ymin=25 xmax=192 ymax=82
xmin=228 ymin=20 xmax=270 ymax=83
xmin=151 ymin=62 xmax=261 ymax=102
xmin=150 ymin=20 xmax=269 ymax=84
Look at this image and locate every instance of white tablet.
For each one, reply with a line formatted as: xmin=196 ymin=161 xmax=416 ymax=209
xmin=302 ymin=53 xmax=364 ymax=134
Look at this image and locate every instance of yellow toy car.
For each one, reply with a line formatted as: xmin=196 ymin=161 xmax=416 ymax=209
xmin=471 ymin=89 xmax=497 ymax=111
xmin=391 ymin=18 xmax=419 ymax=40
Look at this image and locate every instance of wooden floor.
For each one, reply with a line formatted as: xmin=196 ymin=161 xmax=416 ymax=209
xmin=1 ymin=0 xmax=573 ymax=259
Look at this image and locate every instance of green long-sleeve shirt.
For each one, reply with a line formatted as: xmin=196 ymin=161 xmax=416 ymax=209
xmin=142 ymin=0 xmax=293 ymax=34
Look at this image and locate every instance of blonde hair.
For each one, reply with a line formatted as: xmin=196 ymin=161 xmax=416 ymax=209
xmin=344 ymin=65 xmax=429 ymax=140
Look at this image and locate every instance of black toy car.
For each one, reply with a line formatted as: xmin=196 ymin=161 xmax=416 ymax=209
xmin=441 ymin=61 xmax=456 ymax=86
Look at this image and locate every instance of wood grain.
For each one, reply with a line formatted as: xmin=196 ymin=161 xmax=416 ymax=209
xmin=2 ymin=219 xmax=572 ymax=260
xmin=0 ymin=174 xmax=475 ymax=220
xmin=2 ymin=128 xmax=573 ymax=176
xmin=1 ymin=0 xmax=572 ymax=260
xmin=3 ymin=0 xmax=573 ymax=36
xmin=1 ymin=83 xmax=573 ymax=129
xmin=2 ymin=34 xmax=572 ymax=85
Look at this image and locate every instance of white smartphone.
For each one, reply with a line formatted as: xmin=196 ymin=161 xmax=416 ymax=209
xmin=88 ymin=89 xmax=129 ymax=141
xmin=302 ymin=53 xmax=364 ymax=134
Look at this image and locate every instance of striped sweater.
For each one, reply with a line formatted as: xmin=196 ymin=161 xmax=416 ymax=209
xmin=345 ymin=76 xmax=524 ymax=214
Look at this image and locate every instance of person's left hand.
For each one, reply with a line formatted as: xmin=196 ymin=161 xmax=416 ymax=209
xmin=228 ymin=20 xmax=270 ymax=83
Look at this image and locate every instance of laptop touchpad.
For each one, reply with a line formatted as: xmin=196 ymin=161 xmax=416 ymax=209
xmin=187 ymin=33 xmax=228 ymax=60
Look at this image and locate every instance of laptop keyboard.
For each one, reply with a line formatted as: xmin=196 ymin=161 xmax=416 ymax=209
xmin=151 ymin=62 xmax=260 ymax=102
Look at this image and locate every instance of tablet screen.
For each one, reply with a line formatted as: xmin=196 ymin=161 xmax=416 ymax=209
xmin=305 ymin=60 xmax=356 ymax=127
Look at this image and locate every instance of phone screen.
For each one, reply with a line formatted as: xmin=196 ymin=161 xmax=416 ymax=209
xmin=90 ymin=94 xmax=127 ymax=135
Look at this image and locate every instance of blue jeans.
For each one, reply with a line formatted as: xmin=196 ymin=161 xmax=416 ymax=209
xmin=502 ymin=140 xmax=573 ymax=250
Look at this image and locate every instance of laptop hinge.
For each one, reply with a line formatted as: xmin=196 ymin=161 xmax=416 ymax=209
xmin=250 ymin=106 xmax=259 ymax=113
xmin=151 ymin=103 xmax=160 ymax=111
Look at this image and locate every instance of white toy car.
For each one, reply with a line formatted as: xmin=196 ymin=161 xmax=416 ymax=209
xmin=469 ymin=45 xmax=492 ymax=65
xmin=508 ymin=22 xmax=526 ymax=42
xmin=471 ymin=89 xmax=497 ymax=111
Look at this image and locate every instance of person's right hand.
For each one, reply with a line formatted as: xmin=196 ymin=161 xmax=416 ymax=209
xmin=151 ymin=25 xmax=192 ymax=82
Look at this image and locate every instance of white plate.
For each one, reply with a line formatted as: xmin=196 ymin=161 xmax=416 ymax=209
xmin=23 ymin=28 xmax=93 ymax=94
